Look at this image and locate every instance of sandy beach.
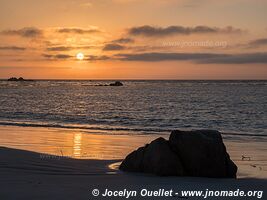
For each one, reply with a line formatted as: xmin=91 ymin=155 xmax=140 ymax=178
xmin=1 ymin=0 xmax=267 ymax=198
xmin=0 ymin=126 xmax=266 ymax=199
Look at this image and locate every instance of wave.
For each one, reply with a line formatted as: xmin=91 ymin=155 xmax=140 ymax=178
xmin=0 ymin=121 xmax=168 ymax=134
xmin=0 ymin=121 xmax=267 ymax=138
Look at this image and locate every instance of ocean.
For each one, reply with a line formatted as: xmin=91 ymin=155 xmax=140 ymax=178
xmin=0 ymin=80 xmax=266 ymax=137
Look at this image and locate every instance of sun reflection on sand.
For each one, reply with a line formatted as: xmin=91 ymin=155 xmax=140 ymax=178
xmin=0 ymin=126 xmax=165 ymax=160
xmin=73 ymin=133 xmax=82 ymax=158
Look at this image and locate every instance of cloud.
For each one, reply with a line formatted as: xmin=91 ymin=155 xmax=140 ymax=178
xmin=41 ymin=50 xmax=267 ymax=64
xmin=0 ymin=66 xmax=69 ymax=70
xmin=114 ymin=52 xmax=267 ymax=64
xmin=248 ymin=38 xmax=267 ymax=47
xmin=128 ymin=25 xmax=243 ymax=37
xmin=86 ymin=55 xmax=110 ymax=61
xmin=200 ymin=52 xmax=267 ymax=64
xmin=46 ymin=46 xmax=73 ymax=51
xmin=0 ymin=46 xmax=26 ymax=51
xmin=1 ymin=27 xmax=43 ymax=38
xmin=112 ymin=37 xmax=134 ymax=44
xmin=46 ymin=45 xmax=95 ymax=51
xmin=103 ymin=43 xmax=125 ymax=51
xmin=57 ymin=27 xmax=100 ymax=34
xmin=42 ymin=53 xmax=110 ymax=61
xmin=115 ymin=52 xmax=227 ymax=61
xmin=42 ymin=54 xmax=73 ymax=60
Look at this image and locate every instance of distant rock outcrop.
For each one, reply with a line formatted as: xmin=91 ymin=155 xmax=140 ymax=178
xmin=7 ymin=77 xmax=33 ymax=81
xmin=7 ymin=77 xmax=20 ymax=81
xmin=110 ymin=81 xmax=123 ymax=86
xmin=94 ymin=81 xmax=124 ymax=87
xmin=120 ymin=130 xmax=237 ymax=178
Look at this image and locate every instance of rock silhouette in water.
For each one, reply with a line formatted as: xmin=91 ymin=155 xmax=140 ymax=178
xmin=110 ymin=81 xmax=123 ymax=86
xmin=7 ymin=77 xmax=20 ymax=81
xmin=7 ymin=77 xmax=33 ymax=81
xmin=120 ymin=130 xmax=237 ymax=178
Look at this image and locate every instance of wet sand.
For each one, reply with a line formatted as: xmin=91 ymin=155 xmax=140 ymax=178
xmin=0 ymin=126 xmax=266 ymax=199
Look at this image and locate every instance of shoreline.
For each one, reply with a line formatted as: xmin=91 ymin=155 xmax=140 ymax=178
xmin=0 ymin=122 xmax=266 ymax=138
xmin=0 ymin=146 xmax=266 ymax=200
xmin=0 ymin=125 xmax=266 ymax=199
xmin=0 ymin=125 xmax=266 ymax=179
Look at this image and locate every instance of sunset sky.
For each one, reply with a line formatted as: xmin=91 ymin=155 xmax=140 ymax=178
xmin=0 ymin=0 xmax=267 ymax=79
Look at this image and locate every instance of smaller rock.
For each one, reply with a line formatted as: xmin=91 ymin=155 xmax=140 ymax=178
xmin=119 ymin=146 xmax=145 ymax=172
xmin=120 ymin=138 xmax=184 ymax=176
xmin=7 ymin=77 xmax=33 ymax=82
xmin=142 ymin=138 xmax=184 ymax=176
xmin=7 ymin=77 xmax=19 ymax=81
xmin=110 ymin=81 xmax=123 ymax=86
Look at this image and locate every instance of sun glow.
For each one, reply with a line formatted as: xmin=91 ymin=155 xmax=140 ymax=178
xmin=76 ymin=53 xmax=84 ymax=60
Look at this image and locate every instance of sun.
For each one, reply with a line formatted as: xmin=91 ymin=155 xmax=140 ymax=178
xmin=76 ymin=52 xmax=84 ymax=60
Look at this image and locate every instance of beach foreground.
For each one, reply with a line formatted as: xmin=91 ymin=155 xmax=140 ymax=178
xmin=0 ymin=146 xmax=266 ymax=200
xmin=0 ymin=126 xmax=266 ymax=199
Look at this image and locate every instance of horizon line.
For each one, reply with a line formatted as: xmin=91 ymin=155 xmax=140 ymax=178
xmin=0 ymin=78 xmax=266 ymax=81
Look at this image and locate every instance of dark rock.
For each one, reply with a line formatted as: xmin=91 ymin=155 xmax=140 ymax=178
xmin=225 ymin=149 xmax=238 ymax=178
xmin=119 ymin=146 xmax=145 ymax=172
xmin=110 ymin=81 xmax=123 ymax=86
xmin=120 ymin=138 xmax=184 ymax=176
xmin=169 ymin=130 xmax=237 ymax=178
xmin=142 ymin=138 xmax=184 ymax=176
xmin=7 ymin=77 xmax=33 ymax=82
xmin=7 ymin=77 xmax=19 ymax=81
xmin=120 ymin=130 xmax=237 ymax=178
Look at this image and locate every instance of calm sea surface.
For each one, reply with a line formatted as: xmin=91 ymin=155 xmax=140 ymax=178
xmin=0 ymin=80 xmax=266 ymax=137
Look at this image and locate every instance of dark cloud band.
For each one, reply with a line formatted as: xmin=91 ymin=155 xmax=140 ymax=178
xmin=112 ymin=38 xmax=134 ymax=44
xmin=200 ymin=52 xmax=267 ymax=64
xmin=1 ymin=27 xmax=43 ymax=38
xmin=128 ymin=25 xmax=243 ymax=37
xmin=46 ymin=45 xmax=96 ymax=51
xmin=115 ymin=52 xmax=267 ymax=64
xmin=103 ymin=43 xmax=125 ymax=51
xmin=115 ymin=52 xmax=227 ymax=61
xmin=0 ymin=46 xmax=26 ymax=51
xmin=57 ymin=28 xmax=100 ymax=34
xmin=248 ymin=38 xmax=267 ymax=47
xmin=42 ymin=54 xmax=74 ymax=60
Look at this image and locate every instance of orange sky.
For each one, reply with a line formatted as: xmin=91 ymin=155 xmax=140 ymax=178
xmin=0 ymin=0 xmax=267 ymax=79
